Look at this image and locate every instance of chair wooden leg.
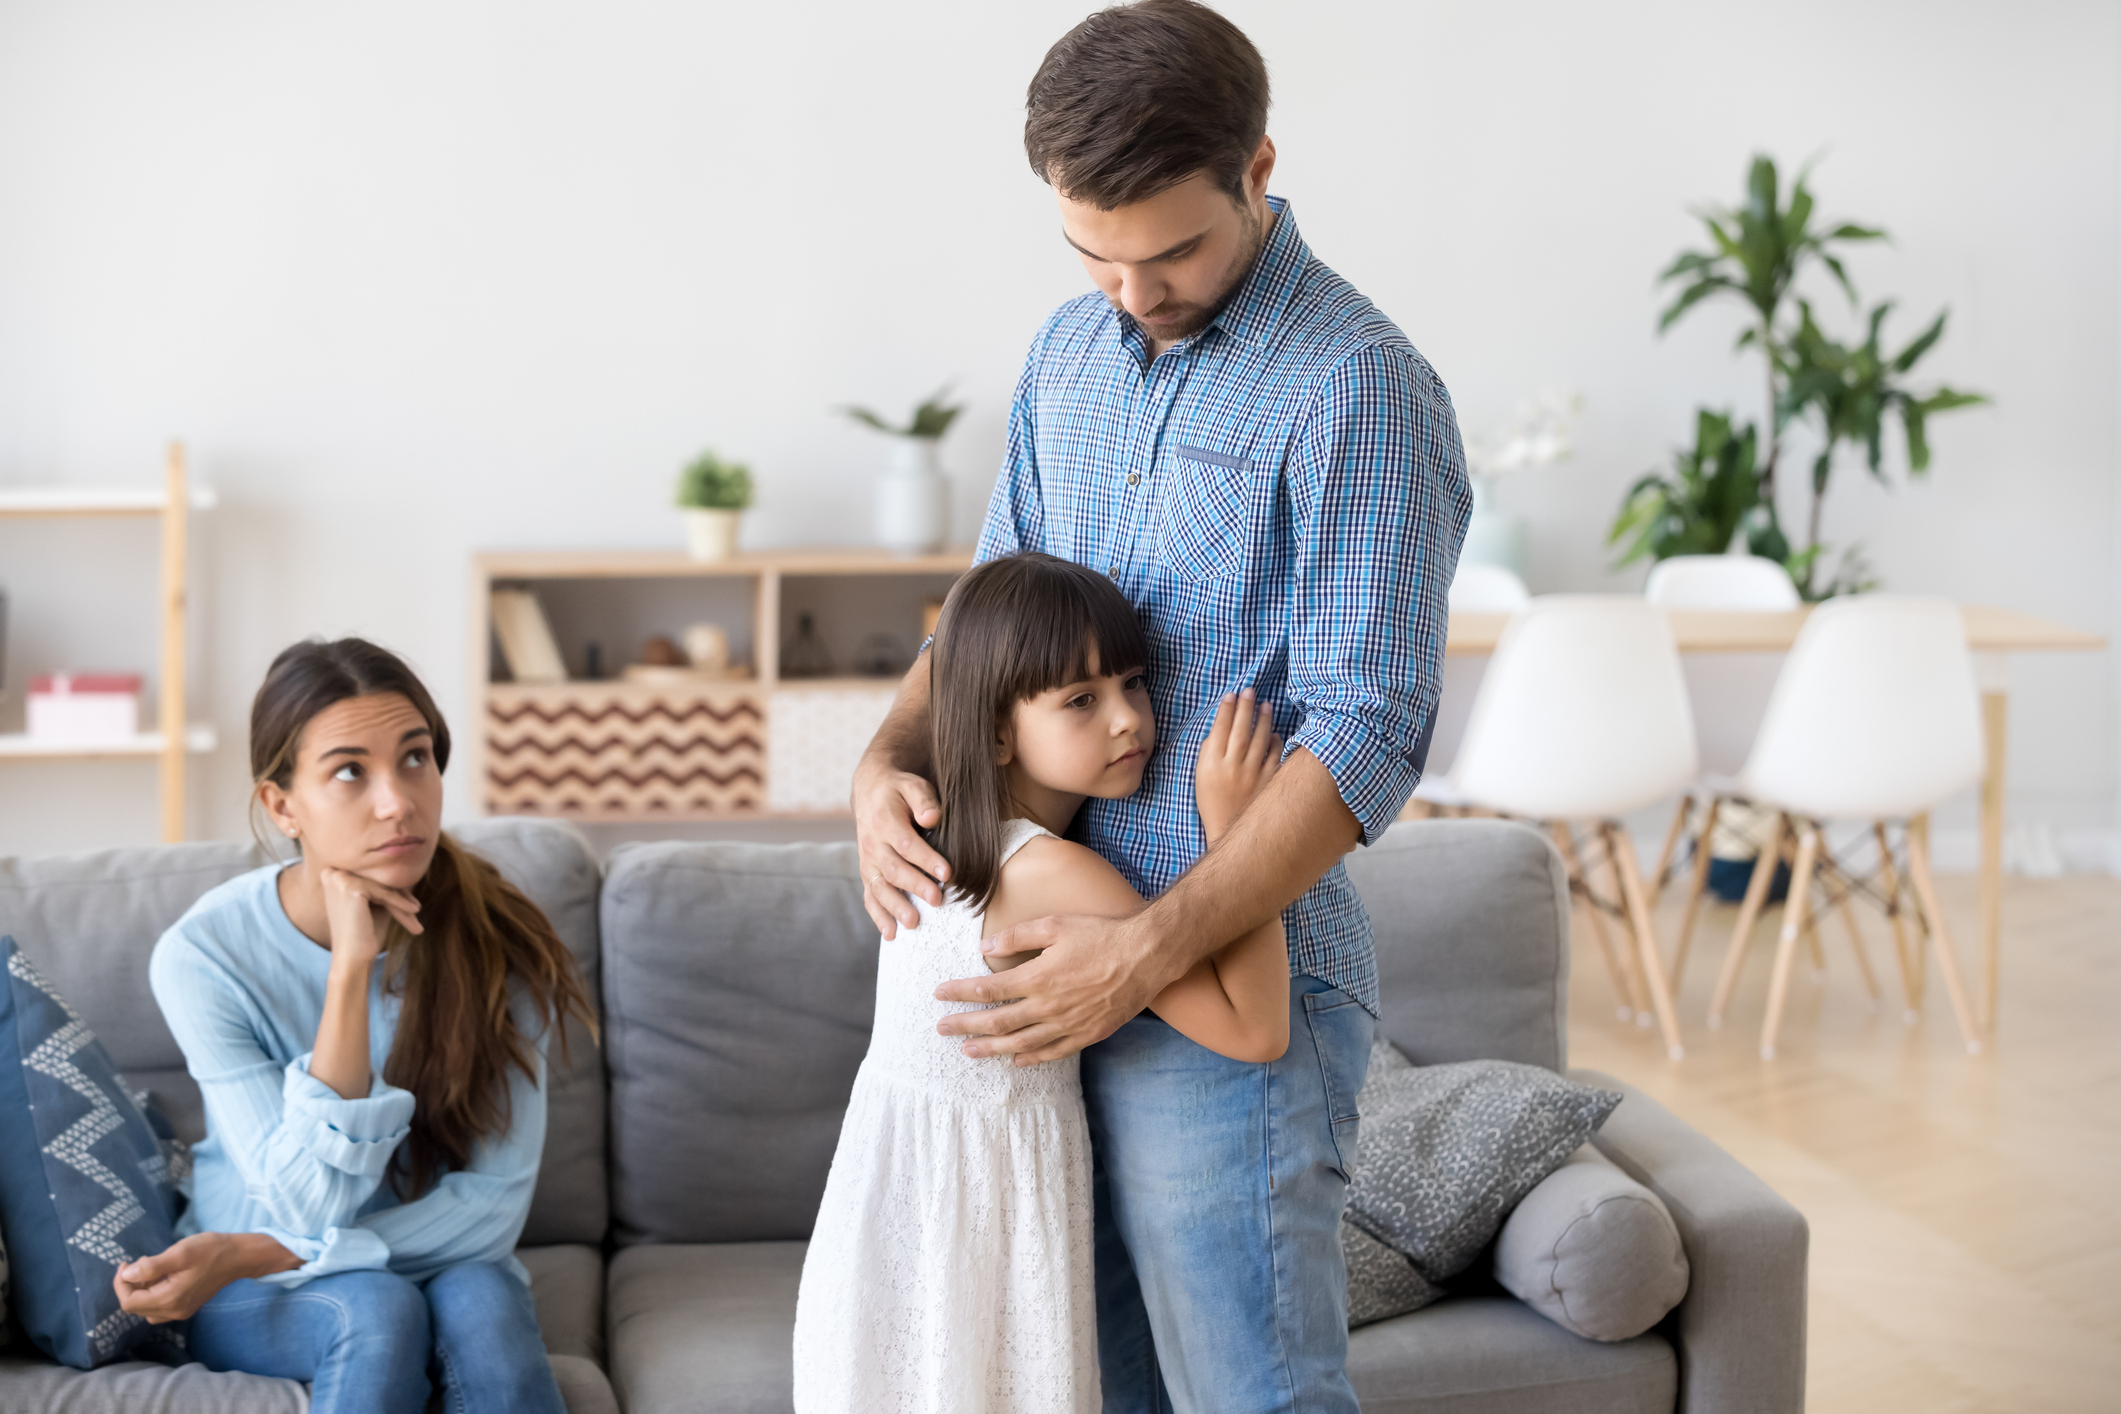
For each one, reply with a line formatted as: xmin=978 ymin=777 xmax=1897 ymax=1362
xmin=1670 ymin=797 xmax=1721 ymax=994
xmin=1906 ymin=824 xmax=1984 ymax=1056
xmin=1608 ymin=822 xmax=1685 ymax=1060
xmin=1907 ymin=814 xmax=1932 ymax=1001
xmin=1554 ymin=822 xmax=1634 ymax=1022
xmin=1760 ymin=822 xmax=1822 ymax=1060
xmin=1650 ymin=793 xmax=1693 ymax=908
xmin=1874 ymin=820 xmax=1920 ymax=1020
xmin=1593 ymin=835 xmax=1655 ymax=1027
xmin=1830 ymin=864 xmax=1882 ymax=1006
xmin=1708 ymin=812 xmax=1785 ymax=1029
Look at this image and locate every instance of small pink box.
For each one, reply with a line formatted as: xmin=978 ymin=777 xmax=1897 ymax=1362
xmin=27 ymin=673 xmax=143 ymax=744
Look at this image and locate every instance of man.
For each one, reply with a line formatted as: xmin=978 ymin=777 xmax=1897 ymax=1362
xmin=851 ymin=2 xmax=1469 ymax=1408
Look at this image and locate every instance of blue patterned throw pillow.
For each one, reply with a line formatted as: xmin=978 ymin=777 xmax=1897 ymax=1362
xmin=0 ymin=934 xmax=186 ymax=1369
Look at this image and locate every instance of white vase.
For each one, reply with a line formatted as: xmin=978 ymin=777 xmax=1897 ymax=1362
xmin=876 ymin=439 xmax=949 ymax=556
xmin=1460 ymin=473 xmax=1528 ymax=578
xmin=682 ymin=508 xmax=743 ymax=562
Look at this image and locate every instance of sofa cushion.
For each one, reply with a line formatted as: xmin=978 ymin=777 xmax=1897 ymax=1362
xmin=1494 ymin=1144 xmax=1689 ymax=1343
xmin=602 ymin=841 xmax=876 ymax=1245
xmin=0 ymin=935 xmax=185 ymax=1369
xmin=453 ymin=819 xmax=608 ymax=1247
xmin=519 ymin=1244 xmax=604 ymax=1365
xmin=1343 ymin=1217 xmax=1445 ymax=1328
xmin=0 ymin=1356 xmax=308 ymax=1413
xmin=1347 ymin=1056 xmax=1620 ymax=1283
xmin=1348 ymin=1295 xmax=1675 ymax=1414
xmin=1344 ymin=820 xmax=1571 ymax=1071
xmin=607 ymin=1241 xmax=803 ymax=1414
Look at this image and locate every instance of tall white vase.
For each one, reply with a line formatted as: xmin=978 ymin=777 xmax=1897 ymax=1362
xmin=1459 ymin=473 xmax=1528 ymax=578
xmin=876 ymin=439 xmax=950 ymax=556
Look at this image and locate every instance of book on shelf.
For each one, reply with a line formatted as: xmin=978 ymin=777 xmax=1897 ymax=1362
xmin=491 ymin=588 xmax=568 ymax=684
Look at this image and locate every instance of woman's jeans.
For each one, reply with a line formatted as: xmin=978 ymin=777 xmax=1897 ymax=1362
xmin=189 ymin=1261 xmax=565 ymax=1414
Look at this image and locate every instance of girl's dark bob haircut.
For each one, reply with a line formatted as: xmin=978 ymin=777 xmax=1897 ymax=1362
xmin=928 ymin=551 xmax=1150 ymax=909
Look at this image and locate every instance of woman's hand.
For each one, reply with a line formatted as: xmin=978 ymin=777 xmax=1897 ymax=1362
xmin=113 ymin=1232 xmax=301 ymax=1323
xmin=1194 ymin=689 xmax=1283 ymax=845
xmin=318 ymin=866 xmax=422 ymax=971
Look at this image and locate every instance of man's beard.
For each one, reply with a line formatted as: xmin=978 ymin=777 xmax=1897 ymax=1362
xmin=1113 ymin=201 xmax=1265 ymax=343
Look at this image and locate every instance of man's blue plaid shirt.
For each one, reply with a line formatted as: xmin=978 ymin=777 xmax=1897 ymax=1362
xmin=972 ymin=197 xmax=1471 ymax=1014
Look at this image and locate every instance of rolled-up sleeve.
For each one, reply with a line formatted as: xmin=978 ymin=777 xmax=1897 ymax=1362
xmin=149 ymin=936 xmax=411 ymax=1239
xmin=1283 ymin=344 xmax=1470 ymax=843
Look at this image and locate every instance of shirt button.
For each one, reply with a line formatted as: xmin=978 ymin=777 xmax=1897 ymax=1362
xmin=1107 ymin=565 xmax=1120 ymax=579
xmin=1126 ymin=472 xmax=1141 ymax=487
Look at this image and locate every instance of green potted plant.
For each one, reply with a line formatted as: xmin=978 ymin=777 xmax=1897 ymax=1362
xmin=675 ymin=450 xmax=754 ymax=562
xmin=1619 ymin=155 xmax=1985 ymax=596
xmin=841 ymin=386 xmax=964 ymax=556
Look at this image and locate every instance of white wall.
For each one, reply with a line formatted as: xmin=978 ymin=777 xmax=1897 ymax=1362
xmin=0 ymin=0 xmax=2114 ymax=864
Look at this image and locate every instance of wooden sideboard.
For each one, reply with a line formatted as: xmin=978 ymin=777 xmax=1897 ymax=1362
xmin=467 ymin=547 xmax=972 ymax=821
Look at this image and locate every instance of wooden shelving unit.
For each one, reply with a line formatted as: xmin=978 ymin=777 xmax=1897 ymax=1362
xmin=0 ymin=444 xmax=216 ymax=841
xmin=469 ymin=546 xmax=972 ymax=822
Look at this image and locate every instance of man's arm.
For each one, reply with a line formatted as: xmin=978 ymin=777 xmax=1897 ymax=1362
xmin=932 ymin=746 xmax=1359 ymax=1064
xmin=853 ymin=658 xmax=950 ymax=937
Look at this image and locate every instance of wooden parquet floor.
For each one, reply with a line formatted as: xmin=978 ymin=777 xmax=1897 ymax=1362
xmin=1568 ymin=872 xmax=2121 ymax=1413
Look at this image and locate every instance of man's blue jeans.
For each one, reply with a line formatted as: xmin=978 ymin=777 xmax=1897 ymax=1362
xmin=189 ymin=1261 xmax=565 ymax=1414
xmin=1083 ymin=973 xmax=1375 ymax=1413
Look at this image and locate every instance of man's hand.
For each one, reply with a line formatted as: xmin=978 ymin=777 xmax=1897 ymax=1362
xmin=854 ymin=762 xmax=950 ymax=938
xmin=934 ymin=913 xmax=1173 ymax=1065
xmin=113 ymin=1232 xmax=299 ymax=1323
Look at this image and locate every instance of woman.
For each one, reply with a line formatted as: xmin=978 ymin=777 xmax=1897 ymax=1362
xmin=117 ymin=637 xmax=594 ymax=1414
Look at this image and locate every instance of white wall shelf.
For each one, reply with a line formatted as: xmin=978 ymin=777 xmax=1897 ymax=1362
xmin=0 ymin=724 xmax=216 ymax=759
xmin=0 ymin=444 xmax=209 ymax=840
xmin=0 ymin=485 xmax=220 ymax=517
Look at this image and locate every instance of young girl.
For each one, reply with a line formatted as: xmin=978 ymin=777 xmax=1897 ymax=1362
xmin=792 ymin=552 xmax=1290 ymax=1412
xmin=119 ymin=638 xmax=594 ymax=1414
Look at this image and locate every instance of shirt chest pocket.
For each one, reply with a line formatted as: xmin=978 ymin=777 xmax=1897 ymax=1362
xmin=1153 ymin=444 xmax=1259 ymax=584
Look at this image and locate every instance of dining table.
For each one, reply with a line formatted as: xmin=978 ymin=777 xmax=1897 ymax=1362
xmin=1442 ymin=603 xmax=2108 ymax=1037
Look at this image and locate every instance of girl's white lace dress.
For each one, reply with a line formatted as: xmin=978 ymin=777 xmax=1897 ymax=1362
xmin=792 ymin=819 xmax=1099 ymax=1413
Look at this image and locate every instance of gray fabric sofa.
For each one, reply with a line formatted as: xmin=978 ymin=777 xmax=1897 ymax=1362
xmin=0 ymin=816 xmax=1806 ymax=1413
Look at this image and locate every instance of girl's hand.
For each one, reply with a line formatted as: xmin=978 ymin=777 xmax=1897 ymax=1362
xmin=1194 ymin=688 xmax=1283 ymax=845
xmin=318 ymin=866 xmax=422 ymax=972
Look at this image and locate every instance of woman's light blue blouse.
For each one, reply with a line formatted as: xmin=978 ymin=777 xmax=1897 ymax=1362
xmin=149 ymin=864 xmax=547 ymax=1288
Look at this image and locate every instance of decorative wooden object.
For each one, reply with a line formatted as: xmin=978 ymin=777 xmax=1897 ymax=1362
xmin=0 ymin=443 xmax=216 ymax=841
xmin=469 ymin=548 xmax=972 ymax=821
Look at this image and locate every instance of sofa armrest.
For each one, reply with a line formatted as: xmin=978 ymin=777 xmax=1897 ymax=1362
xmin=1571 ymin=1070 xmax=1807 ymax=1414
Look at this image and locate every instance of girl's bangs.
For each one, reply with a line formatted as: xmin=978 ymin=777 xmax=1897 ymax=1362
xmin=1009 ymin=572 xmax=1151 ymax=700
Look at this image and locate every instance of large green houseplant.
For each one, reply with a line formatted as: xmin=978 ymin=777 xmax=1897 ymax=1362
xmin=1613 ymin=156 xmax=1986 ymax=597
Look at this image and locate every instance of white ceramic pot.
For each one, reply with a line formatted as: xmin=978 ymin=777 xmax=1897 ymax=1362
xmin=1460 ymin=473 xmax=1528 ymax=577
xmin=876 ymin=439 xmax=949 ymax=556
xmin=682 ymin=508 xmax=743 ymax=562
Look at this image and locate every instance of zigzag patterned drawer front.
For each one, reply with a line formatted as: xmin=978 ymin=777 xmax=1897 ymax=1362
xmin=486 ymin=684 xmax=766 ymax=819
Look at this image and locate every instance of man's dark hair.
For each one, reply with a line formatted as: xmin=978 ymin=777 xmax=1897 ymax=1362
xmin=1025 ymin=0 xmax=1270 ymax=212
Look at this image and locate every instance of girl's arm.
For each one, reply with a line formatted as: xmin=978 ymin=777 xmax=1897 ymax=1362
xmin=1145 ymin=691 xmax=1290 ymax=1063
xmin=979 ymin=693 xmax=1290 ymax=1064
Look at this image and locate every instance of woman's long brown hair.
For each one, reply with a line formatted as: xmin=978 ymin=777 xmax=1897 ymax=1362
xmin=928 ymin=552 xmax=1150 ymax=910
xmin=250 ymin=637 xmax=596 ymax=1199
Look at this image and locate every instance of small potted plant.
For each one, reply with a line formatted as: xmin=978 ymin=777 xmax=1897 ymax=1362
xmin=842 ymin=386 xmax=963 ymax=556
xmin=675 ymin=450 xmax=754 ymax=562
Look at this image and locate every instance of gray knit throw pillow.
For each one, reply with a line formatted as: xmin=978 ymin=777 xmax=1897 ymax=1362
xmin=1347 ymin=1043 xmax=1621 ymax=1286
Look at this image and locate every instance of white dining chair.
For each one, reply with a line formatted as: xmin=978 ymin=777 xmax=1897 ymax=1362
xmin=1698 ymin=595 xmax=1984 ymax=1058
xmin=1447 ymin=562 xmax=1533 ymax=614
xmin=1419 ymin=596 xmax=1698 ymax=1059
xmin=1410 ymin=565 xmax=1533 ymax=796
xmin=1641 ymin=555 xmax=1802 ymax=989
